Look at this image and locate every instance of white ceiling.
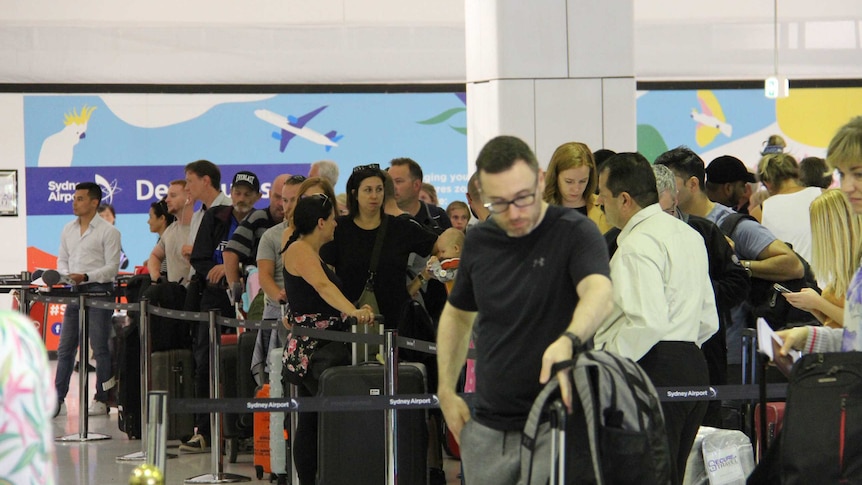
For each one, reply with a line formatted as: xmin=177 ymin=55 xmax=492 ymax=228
xmin=0 ymin=0 xmax=859 ymax=84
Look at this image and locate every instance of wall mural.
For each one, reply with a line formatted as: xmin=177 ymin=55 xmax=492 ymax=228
xmin=636 ymin=86 xmax=862 ymax=170
xmin=24 ymin=86 xmax=860 ymax=273
xmin=24 ymin=92 xmax=467 ymax=272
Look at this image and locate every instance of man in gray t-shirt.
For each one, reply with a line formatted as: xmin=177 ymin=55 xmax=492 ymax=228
xmin=656 ymin=147 xmax=803 ymax=373
xmin=250 ymin=175 xmax=305 ymax=375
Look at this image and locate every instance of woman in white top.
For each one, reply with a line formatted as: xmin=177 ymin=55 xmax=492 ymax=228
xmin=758 ymin=152 xmax=823 ymax=263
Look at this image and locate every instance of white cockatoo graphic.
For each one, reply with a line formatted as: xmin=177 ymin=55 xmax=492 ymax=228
xmin=38 ymin=105 xmax=96 ymax=167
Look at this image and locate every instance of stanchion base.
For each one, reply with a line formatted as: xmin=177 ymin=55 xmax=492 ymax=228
xmin=116 ymin=451 xmax=178 ymax=463
xmin=184 ymin=473 xmax=251 ymax=483
xmin=56 ymin=432 xmax=112 ymax=442
xmin=116 ymin=451 xmax=146 ymax=462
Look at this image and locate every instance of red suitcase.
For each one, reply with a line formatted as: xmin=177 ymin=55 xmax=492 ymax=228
xmin=253 ymin=384 xmax=272 ymax=479
xmin=754 ymin=401 xmax=785 ymax=460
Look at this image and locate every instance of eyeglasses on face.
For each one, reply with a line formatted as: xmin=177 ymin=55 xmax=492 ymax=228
xmin=483 ymin=192 xmax=537 ymax=214
xmin=353 ymin=163 xmax=380 ymax=173
xmin=288 ymin=175 xmax=307 ymax=183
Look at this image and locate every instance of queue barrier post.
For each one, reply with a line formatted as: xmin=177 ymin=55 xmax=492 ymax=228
xmin=146 ymin=391 xmax=169 ymax=479
xmin=741 ymin=327 xmax=758 ymax=440
xmin=118 ymin=298 xmax=166 ymax=462
xmin=18 ymin=270 xmax=30 ymax=317
xmin=384 ymin=328 xmax=398 ymax=485
xmin=185 ymin=309 xmax=250 ymax=484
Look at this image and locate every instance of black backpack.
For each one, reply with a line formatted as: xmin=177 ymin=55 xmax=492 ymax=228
xmin=142 ymin=280 xmax=190 ymax=351
xmin=397 ymin=298 xmax=438 ymax=391
xmin=717 ymin=213 xmax=820 ymax=329
xmin=779 ymin=352 xmax=862 ymax=484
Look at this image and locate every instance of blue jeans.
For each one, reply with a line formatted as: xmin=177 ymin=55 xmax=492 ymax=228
xmin=54 ymin=284 xmax=115 ymax=403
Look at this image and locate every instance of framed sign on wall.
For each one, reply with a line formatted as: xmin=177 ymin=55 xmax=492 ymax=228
xmin=0 ymin=170 xmax=17 ymax=216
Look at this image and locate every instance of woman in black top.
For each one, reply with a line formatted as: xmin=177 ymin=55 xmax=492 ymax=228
xmin=281 ymin=194 xmax=373 ymax=485
xmin=321 ymin=164 xmax=438 ymax=329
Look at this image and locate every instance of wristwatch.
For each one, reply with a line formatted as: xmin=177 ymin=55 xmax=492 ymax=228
xmin=416 ymin=273 xmax=427 ymax=284
xmin=563 ymin=331 xmax=583 ymax=353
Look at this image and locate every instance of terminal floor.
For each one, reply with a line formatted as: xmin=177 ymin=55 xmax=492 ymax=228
xmin=51 ymin=360 xmax=464 ymax=484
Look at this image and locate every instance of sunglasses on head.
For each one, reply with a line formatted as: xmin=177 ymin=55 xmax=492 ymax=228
xmin=352 ymin=163 xmax=380 ymax=173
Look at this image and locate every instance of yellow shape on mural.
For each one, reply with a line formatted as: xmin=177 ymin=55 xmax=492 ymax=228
xmin=691 ymin=90 xmax=733 ymax=147
xmin=776 ymin=88 xmax=862 ymax=148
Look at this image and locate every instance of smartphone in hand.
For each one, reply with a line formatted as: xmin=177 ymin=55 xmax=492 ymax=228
xmin=773 ymin=283 xmax=792 ymax=294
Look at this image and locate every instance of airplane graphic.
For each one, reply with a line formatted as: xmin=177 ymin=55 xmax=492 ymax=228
xmin=690 ymin=90 xmax=733 ymax=147
xmin=254 ymin=106 xmax=343 ymax=152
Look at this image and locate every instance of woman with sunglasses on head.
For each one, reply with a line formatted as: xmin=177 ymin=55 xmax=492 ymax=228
xmin=321 ymin=164 xmax=438 ymax=332
xmin=147 ymin=198 xmax=175 ymax=236
xmin=281 ymin=194 xmax=373 ymax=485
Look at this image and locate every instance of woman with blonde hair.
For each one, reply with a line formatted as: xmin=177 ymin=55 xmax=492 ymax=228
xmin=543 ymin=141 xmax=611 ymax=233
xmin=784 ymin=189 xmax=862 ymax=328
xmin=756 ymin=152 xmax=822 ymax=262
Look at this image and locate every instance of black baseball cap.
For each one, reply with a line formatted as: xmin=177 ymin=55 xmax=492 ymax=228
xmin=232 ymin=171 xmax=261 ymax=192
xmin=706 ymin=156 xmax=756 ymax=184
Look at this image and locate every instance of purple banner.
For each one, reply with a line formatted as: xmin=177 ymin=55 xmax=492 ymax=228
xmin=26 ymin=163 xmax=309 ymax=215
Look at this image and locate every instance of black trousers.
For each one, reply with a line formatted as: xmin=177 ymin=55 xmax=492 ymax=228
xmin=289 ymin=378 xmax=318 ymax=485
xmin=192 ymin=285 xmax=235 ymax=437
xmin=638 ymin=341 xmax=709 ymax=485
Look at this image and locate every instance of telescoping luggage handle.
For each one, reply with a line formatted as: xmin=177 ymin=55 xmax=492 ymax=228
xmin=520 ymin=358 xmax=586 ymax=485
xmin=350 ymin=314 xmax=386 ymax=366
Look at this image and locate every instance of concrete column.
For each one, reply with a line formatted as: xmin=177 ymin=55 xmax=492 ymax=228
xmin=465 ymin=0 xmax=635 ymax=167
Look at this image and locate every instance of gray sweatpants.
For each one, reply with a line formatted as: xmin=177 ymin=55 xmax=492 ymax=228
xmin=459 ymin=418 xmax=551 ymax=485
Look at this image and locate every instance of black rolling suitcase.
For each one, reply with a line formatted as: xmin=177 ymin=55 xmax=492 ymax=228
xmin=114 ymin=275 xmax=151 ymax=439
xmin=151 ymin=348 xmax=195 ymax=441
xmin=221 ymin=330 xmax=258 ymax=462
xmin=116 ymin=323 xmax=141 ymax=439
xmin=317 ymin=363 xmax=429 ymax=485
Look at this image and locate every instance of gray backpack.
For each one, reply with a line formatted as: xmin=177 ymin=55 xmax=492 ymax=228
xmin=520 ymin=350 xmax=673 ymax=485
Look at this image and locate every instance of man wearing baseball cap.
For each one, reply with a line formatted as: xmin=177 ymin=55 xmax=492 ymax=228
xmin=705 ymin=155 xmax=757 ymax=215
xmin=182 ymin=169 xmax=261 ymax=453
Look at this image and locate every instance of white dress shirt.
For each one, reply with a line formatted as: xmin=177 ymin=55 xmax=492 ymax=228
xmin=57 ymin=214 xmax=122 ymax=284
xmin=595 ymin=204 xmax=718 ymax=361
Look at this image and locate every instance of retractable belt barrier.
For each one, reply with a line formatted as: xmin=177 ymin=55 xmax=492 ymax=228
xmin=169 ymin=384 xmax=788 ymax=415
xmin=21 ymin=290 xmax=788 ymax=414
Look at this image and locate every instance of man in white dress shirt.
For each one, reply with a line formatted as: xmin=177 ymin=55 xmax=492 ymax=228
xmin=595 ymin=152 xmax=718 ymax=484
xmin=53 ymin=182 xmax=121 ymax=418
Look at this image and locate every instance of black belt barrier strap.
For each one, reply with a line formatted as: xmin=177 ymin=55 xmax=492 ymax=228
xmin=171 ymin=383 xmax=787 ymax=414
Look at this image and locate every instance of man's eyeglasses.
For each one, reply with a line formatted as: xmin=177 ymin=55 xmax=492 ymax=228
xmin=288 ymin=175 xmax=307 ymax=183
xmin=483 ymin=192 xmax=537 ymax=214
xmin=353 ymin=163 xmax=380 ymax=173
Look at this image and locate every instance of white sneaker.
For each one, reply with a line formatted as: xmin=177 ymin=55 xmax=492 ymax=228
xmin=87 ymin=400 xmax=108 ymax=416
xmin=53 ymin=401 xmax=66 ymax=418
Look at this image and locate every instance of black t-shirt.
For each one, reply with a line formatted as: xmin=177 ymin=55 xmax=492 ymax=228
xmin=321 ymin=215 xmax=437 ymax=328
xmin=448 ymin=205 xmax=610 ymax=431
xmin=413 ymin=201 xmax=451 ymax=234
xmin=283 ymin=260 xmax=343 ymax=319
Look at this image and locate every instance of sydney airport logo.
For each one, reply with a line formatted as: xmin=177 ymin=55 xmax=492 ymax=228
xmin=47 ymin=174 xmax=121 ymax=205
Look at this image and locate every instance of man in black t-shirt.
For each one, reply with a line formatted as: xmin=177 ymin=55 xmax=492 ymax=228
xmin=389 ymin=157 xmax=451 ymax=321
xmin=436 ymin=136 xmax=613 ymax=485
